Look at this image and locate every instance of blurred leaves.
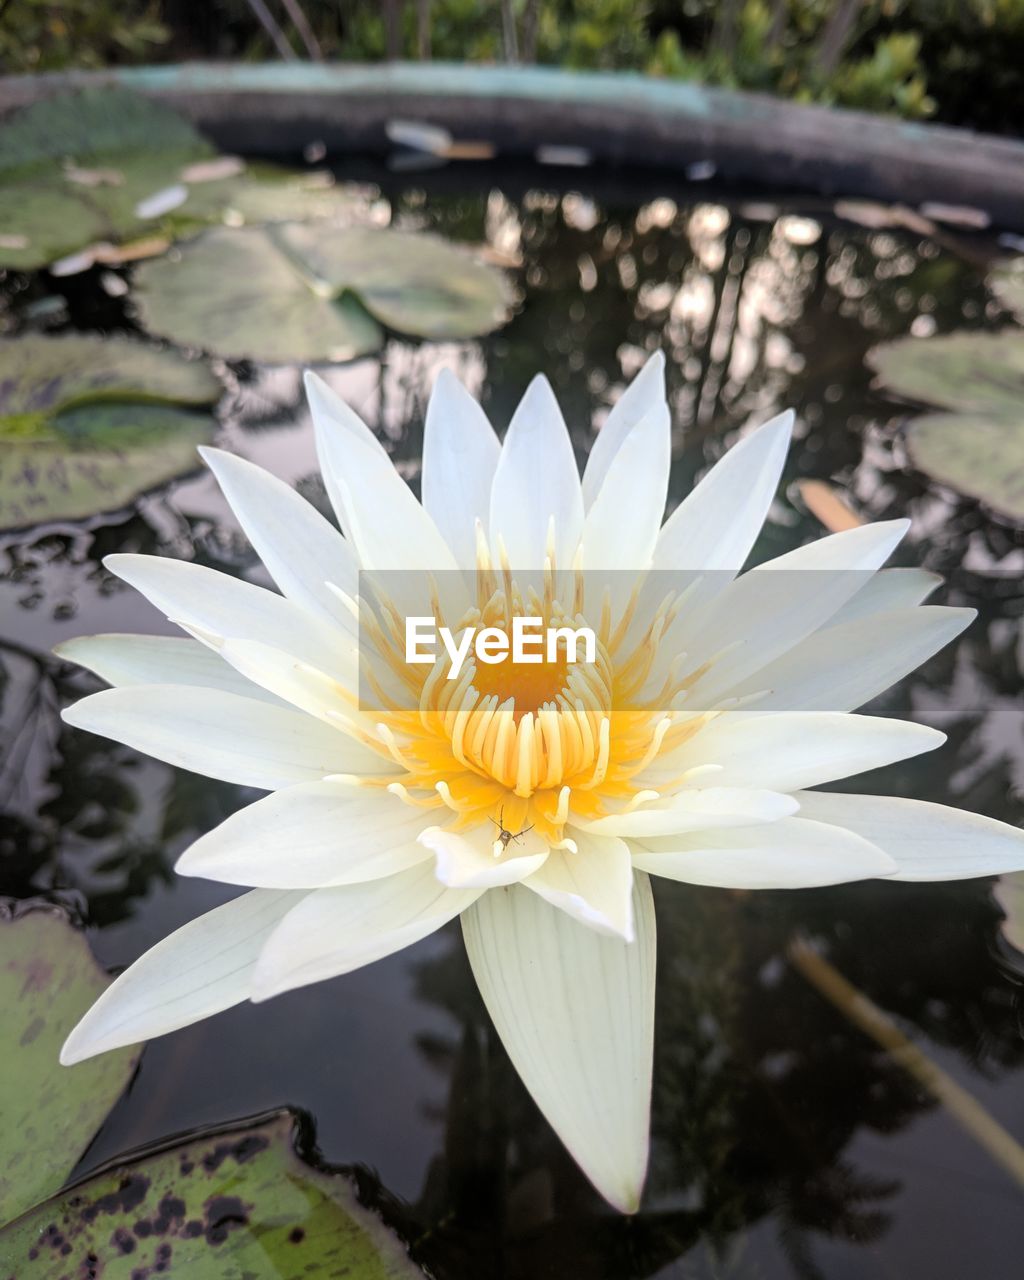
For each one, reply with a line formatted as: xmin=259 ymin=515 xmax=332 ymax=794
xmin=868 ymin=331 xmax=1024 ymax=520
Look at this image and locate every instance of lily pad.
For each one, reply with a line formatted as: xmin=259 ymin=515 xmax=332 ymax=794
xmin=0 ymin=906 xmax=139 ymax=1227
xmin=902 ymin=413 xmax=1024 ymax=521
xmin=867 ymin=331 xmax=1024 ymax=417
xmin=868 ymin=331 xmax=1024 ymax=521
xmin=0 ymin=334 xmax=219 ymax=528
xmin=0 ymin=1111 xmax=423 ymax=1278
xmin=0 ymin=88 xmax=212 ymax=269
xmin=133 ymin=223 xmax=512 ymax=363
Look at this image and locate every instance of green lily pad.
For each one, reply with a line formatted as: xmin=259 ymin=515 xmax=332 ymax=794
xmin=0 ymin=906 xmax=139 ymax=1227
xmin=0 ymin=334 xmax=219 ymax=528
xmin=904 ymin=413 xmax=1024 ymax=520
xmin=0 ymin=1111 xmax=423 ymax=1278
xmin=867 ymin=331 xmax=1024 ymax=417
xmin=133 ymin=223 xmax=511 ymax=363
xmin=0 ymin=88 xmax=212 ymax=269
xmin=868 ymin=331 xmax=1024 ymax=521
xmin=279 ymin=223 xmax=513 ymax=339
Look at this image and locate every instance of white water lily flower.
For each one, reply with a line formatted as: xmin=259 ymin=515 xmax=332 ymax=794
xmin=57 ymin=355 xmax=1024 ymax=1214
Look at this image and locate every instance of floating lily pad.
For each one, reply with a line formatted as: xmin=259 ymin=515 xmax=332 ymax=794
xmin=133 ymin=223 xmax=512 ymax=363
xmin=0 ymin=906 xmax=139 ymax=1227
xmin=903 ymin=413 xmax=1024 ymax=520
xmin=0 ymin=1111 xmax=423 ymax=1277
xmin=868 ymin=331 xmax=1024 ymax=521
xmin=0 ymin=88 xmax=212 ymax=269
xmin=0 ymin=334 xmax=219 ymax=528
xmin=867 ymin=332 xmax=1024 ymax=417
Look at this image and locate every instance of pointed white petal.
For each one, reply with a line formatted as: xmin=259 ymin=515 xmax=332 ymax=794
xmin=418 ymin=824 xmax=548 ymax=888
xmin=652 ymin=410 xmax=792 ymax=572
xmin=215 ymin=638 xmax=360 ymax=726
xmin=578 ymin=787 xmax=798 ymax=838
xmin=62 ymin=685 xmax=382 ymax=790
xmin=304 ymin=370 xmax=390 ymax=533
xmin=60 ymin=890 xmax=304 ymax=1063
xmin=582 ymin=351 xmax=666 ymax=510
xmin=53 ymin=633 xmax=280 ymax=704
xmin=825 ymin=567 xmax=940 ymax=629
xmin=631 ymin=817 xmax=896 ymax=887
xmin=648 ymin=712 xmax=944 ymax=792
xmin=673 ymin=521 xmax=911 ymax=707
xmin=524 ymin=829 xmax=634 ymax=939
xmin=307 ymin=373 xmax=457 ymax=574
xmin=582 ymin=404 xmax=670 ymax=571
xmin=463 ymin=875 xmax=656 ymax=1213
xmin=723 ymin=606 xmax=975 ymax=712
xmin=793 ymin=791 xmax=1024 ymax=880
xmin=176 ymin=779 xmax=431 ymax=887
xmin=104 ymin=554 xmax=348 ymax=682
xmin=252 ymin=862 xmax=480 ymax=999
xmin=199 ymin=446 xmax=358 ymax=623
xmin=490 ymin=375 xmax=583 ymax=570
xmin=422 ymin=368 xmax=502 ymax=569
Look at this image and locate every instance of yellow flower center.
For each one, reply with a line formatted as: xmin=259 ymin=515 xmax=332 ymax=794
xmin=351 ymin=553 xmax=708 ymax=847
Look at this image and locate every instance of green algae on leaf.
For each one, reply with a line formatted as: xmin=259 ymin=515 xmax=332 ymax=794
xmin=0 ymin=1111 xmax=423 ymax=1278
xmin=0 ymin=334 xmax=219 ymax=528
xmin=0 ymin=907 xmax=139 ymax=1227
xmin=132 ymin=223 xmax=512 ymax=363
xmin=868 ymin=331 xmax=1024 ymax=521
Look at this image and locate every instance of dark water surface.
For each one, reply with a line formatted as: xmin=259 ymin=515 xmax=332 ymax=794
xmin=1 ymin=165 xmax=1023 ymax=1278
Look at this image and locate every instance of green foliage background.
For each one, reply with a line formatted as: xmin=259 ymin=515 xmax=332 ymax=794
xmin=2 ymin=1 xmax=1023 ymax=131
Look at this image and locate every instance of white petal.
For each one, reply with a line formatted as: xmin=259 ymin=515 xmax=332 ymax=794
xmin=176 ymin=779 xmax=431 ymax=887
xmin=793 ymin=791 xmax=1024 ymax=881
xmin=652 ymin=410 xmax=792 ymax=572
xmin=418 ymin=824 xmax=548 ymax=888
xmin=825 ymin=567 xmax=940 ymax=628
xmin=630 ymin=817 xmax=897 ymax=887
xmin=672 ymin=521 xmax=911 ymax=707
xmin=53 ymin=633 xmax=280 ymax=704
xmin=422 ymin=368 xmax=501 ymax=569
xmin=524 ymin=829 xmax=634 ymax=939
xmin=489 ymin=375 xmax=583 ymax=570
xmin=215 ymin=638 xmax=361 ymax=727
xmin=62 ymin=685 xmax=382 ymax=790
xmin=722 ymin=606 xmax=975 ymax=712
xmin=581 ymin=351 xmax=666 ymax=510
xmin=581 ymin=403 xmax=670 ymax=571
xmin=104 ymin=554 xmax=349 ymax=683
xmin=307 ymin=373 xmax=457 ymax=575
xmin=462 ymin=874 xmax=656 ymax=1213
xmin=304 ymin=370 xmax=390 ymax=532
xmin=199 ymin=446 xmax=358 ymax=624
xmin=647 ymin=712 xmax=944 ymax=792
xmin=60 ymin=890 xmax=304 ymax=1063
xmin=578 ymin=787 xmax=798 ymax=838
xmin=252 ymin=862 xmax=479 ymax=999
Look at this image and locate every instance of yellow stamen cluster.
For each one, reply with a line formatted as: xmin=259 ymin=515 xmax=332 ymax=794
xmin=350 ymin=546 xmax=710 ymax=847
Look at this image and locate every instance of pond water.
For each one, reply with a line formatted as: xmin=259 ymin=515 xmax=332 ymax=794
xmin=2 ymin=162 xmax=1023 ymax=1278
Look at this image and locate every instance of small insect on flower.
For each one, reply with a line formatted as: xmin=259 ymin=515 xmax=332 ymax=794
xmin=490 ymin=808 xmax=534 ymax=859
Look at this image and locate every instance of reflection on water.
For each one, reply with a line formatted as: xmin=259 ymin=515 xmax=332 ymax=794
xmin=1 ymin=169 xmax=1023 ymax=1278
